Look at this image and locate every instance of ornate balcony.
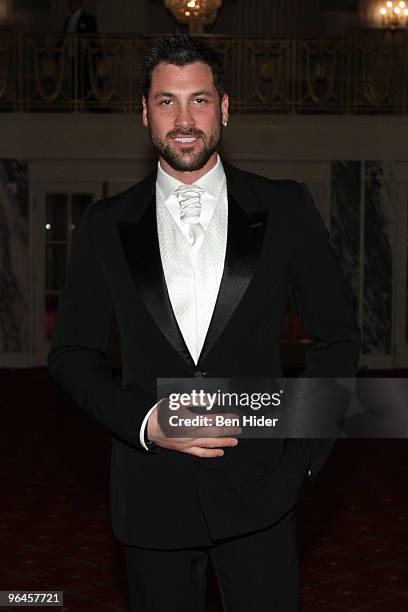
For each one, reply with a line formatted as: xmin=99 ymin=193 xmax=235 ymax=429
xmin=0 ymin=30 xmax=407 ymax=113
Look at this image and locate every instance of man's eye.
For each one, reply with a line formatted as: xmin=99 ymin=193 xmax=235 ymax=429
xmin=194 ymin=98 xmax=207 ymax=104
xmin=159 ymin=99 xmax=172 ymax=105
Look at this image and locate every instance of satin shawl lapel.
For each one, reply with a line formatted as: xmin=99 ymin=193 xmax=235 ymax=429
xmin=116 ymin=162 xmax=268 ymax=367
xmin=197 ymin=191 xmax=268 ymax=364
xmin=117 ymin=170 xmax=196 ymax=368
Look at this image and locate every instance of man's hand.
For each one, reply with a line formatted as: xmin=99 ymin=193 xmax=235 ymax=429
xmin=147 ymin=397 xmax=241 ymax=457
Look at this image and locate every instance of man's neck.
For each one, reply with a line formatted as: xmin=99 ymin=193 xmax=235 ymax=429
xmin=158 ymin=152 xmax=218 ymax=185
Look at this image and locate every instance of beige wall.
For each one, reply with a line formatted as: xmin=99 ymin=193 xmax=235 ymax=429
xmin=3 ymin=112 xmax=407 ymax=160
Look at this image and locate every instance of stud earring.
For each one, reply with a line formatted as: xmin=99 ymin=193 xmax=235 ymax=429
xmin=222 ymin=119 xmax=228 ymax=127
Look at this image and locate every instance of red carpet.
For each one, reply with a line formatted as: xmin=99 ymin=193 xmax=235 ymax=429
xmin=0 ymin=369 xmax=407 ymax=611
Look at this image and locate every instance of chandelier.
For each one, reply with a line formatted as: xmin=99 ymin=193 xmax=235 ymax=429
xmin=379 ymin=1 xmax=408 ymax=28
xmin=164 ymin=0 xmax=222 ymax=34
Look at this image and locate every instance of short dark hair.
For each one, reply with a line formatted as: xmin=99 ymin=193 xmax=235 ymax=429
xmin=141 ymin=32 xmax=226 ymax=101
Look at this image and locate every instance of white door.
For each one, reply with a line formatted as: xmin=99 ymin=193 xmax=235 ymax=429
xmin=31 ymin=181 xmax=103 ymax=366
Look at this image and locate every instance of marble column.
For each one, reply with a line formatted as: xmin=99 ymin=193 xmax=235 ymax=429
xmin=330 ymin=160 xmax=361 ymax=317
xmin=363 ymin=161 xmax=392 ymax=355
xmin=0 ymin=159 xmax=29 ymax=353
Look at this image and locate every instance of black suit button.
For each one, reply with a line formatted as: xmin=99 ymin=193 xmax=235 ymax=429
xmin=194 ymin=370 xmax=210 ymax=378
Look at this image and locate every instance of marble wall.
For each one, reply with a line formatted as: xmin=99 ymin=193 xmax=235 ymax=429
xmin=330 ymin=160 xmax=393 ymax=356
xmin=363 ymin=161 xmax=393 ymax=354
xmin=0 ymin=160 xmax=29 ymax=353
xmin=330 ymin=161 xmax=361 ymax=316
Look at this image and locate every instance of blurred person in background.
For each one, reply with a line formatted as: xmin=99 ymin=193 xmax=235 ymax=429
xmin=63 ymin=0 xmax=98 ymax=109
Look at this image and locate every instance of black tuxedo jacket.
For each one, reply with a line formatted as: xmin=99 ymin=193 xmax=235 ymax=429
xmin=47 ymin=160 xmax=361 ymax=548
xmin=63 ymin=10 xmax=97 ymax=34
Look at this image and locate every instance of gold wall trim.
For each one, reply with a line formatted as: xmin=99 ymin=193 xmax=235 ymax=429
xmin=1 ymin=31 xmax=406 ymax=114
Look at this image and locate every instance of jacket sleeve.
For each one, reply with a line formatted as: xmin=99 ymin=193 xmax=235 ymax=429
xmin=288 ymin=182 xmax=361 ymax=480
xmin=47 ymin=203 xmax=156 ymax=451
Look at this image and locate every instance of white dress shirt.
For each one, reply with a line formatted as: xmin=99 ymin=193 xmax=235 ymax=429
xmin=139 ymin=155 xmax=227 ymax=450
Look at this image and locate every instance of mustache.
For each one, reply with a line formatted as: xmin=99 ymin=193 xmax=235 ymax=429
xmin=167 ymin=129 xmax=204 ymax=138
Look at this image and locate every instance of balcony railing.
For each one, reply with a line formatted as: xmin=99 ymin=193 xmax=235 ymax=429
xmin=1 ymin=30 xmax=407 ymax=113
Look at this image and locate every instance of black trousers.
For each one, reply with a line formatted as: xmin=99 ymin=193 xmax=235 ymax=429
xmin=123 ymin=505 xmax=300 ymax=612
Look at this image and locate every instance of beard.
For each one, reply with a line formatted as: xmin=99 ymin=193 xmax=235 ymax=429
xmin=148 ymin=120 xmax=223 ymax=172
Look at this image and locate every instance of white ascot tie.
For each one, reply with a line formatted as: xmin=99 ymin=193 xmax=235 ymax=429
xmin=174 ymin=183 xmax=205 ymax=247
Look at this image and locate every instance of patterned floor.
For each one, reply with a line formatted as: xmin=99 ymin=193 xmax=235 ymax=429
xmin=0 ymin=369 xmax=407 ymax=611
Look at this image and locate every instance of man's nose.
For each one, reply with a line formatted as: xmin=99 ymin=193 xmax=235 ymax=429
xmin=174 ymin=104 xmax=195 ymax=129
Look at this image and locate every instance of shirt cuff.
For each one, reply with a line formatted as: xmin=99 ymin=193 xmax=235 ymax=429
xmin=140 ymin=401 xmax=161 ymax=451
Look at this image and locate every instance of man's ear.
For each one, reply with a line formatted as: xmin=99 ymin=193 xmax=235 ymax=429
xmin=142 ymin=96 xmax=148 ymax=127
xmin=221 ymin=92 xmax=229 ymax=125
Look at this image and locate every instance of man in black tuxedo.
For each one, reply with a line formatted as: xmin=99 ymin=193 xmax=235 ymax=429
xmin=48 ymin=33 xmax=361 ymax=612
